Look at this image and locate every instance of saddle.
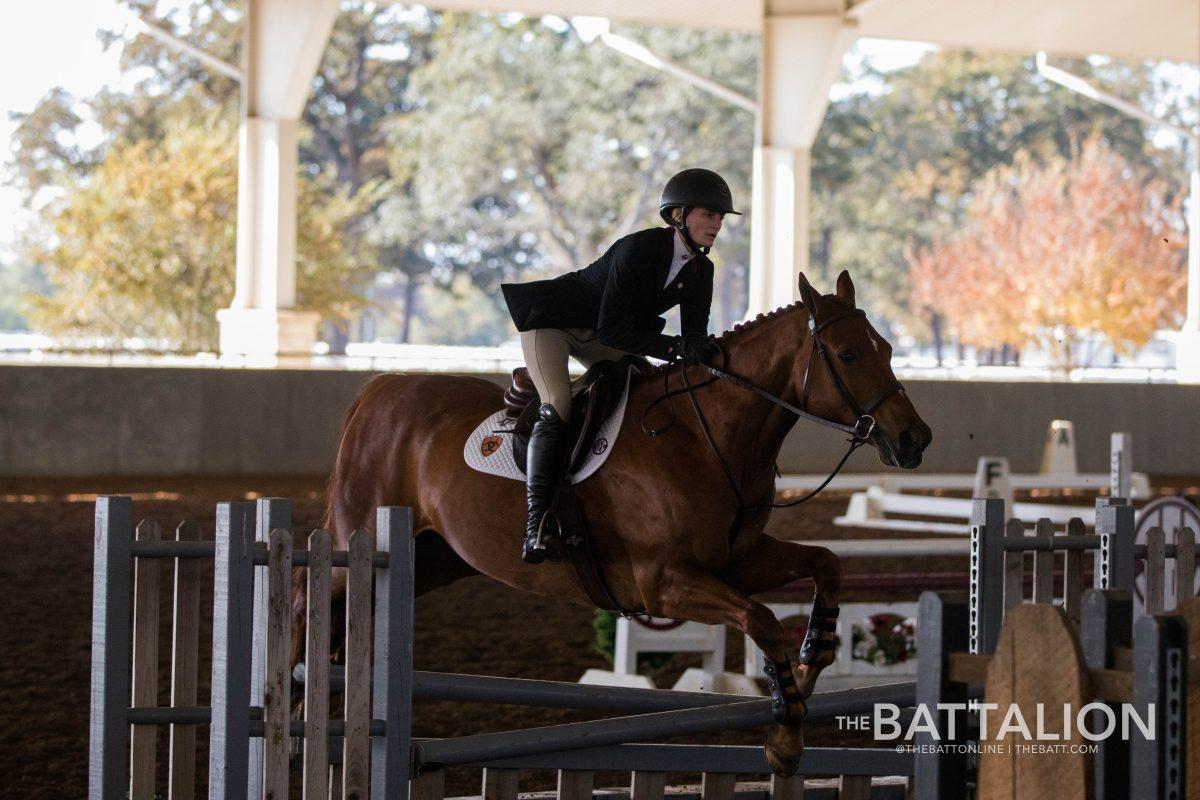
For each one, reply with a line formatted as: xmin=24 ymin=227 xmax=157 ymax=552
xmin=503 ymin=354 xmax=650 ymax=477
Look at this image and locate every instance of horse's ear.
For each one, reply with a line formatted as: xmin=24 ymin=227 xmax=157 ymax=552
xmin=797 ymin=272 xmax=817 ymax=310
xmin=835 ymin=270 xmax=856 ymax=308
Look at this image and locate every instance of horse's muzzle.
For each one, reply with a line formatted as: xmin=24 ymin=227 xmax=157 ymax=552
xmin=878 ymin=424 xmax=932 ymax=469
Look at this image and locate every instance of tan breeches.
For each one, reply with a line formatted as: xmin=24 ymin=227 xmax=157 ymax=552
xmin=520 ymin=328 xmax=628 ymax=421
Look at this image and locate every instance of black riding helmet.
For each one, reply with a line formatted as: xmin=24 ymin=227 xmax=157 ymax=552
xmin=658 ymin=168 xmax=741 ymax=255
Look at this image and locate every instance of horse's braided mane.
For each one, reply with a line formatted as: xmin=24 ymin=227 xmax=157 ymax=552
xmin=647 ymin=294 xmax=848 ymax=373
xmin=715 ymin=299 xmax=812 ymax=342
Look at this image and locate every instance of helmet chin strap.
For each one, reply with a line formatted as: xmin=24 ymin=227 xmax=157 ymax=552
xmin=673 ymin=206 xmax=710 ymax=256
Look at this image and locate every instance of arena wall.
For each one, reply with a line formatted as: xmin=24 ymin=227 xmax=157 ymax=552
xmin=0 ymin=365 xmax=1195 ymax=477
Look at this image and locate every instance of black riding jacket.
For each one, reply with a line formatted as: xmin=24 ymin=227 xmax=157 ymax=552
xmin=500 ymin=226 xmax=714 ymax=361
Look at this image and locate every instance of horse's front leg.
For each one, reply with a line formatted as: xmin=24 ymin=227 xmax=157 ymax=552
xmin=721 ymin=535 xmax=843 ymax=700
xmin=639 ymin=563 xmax=808 ymax=777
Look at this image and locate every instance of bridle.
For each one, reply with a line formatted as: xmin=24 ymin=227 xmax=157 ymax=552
xmin=641 ymin=301 xmax=906 ymax=516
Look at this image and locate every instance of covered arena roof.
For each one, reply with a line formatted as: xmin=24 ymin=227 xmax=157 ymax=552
xmin=419 ymin=0 xmax=1200 ymax=63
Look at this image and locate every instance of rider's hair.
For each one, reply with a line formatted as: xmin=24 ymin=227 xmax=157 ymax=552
xmin=670 ymin=207 xmax=686 ymax=224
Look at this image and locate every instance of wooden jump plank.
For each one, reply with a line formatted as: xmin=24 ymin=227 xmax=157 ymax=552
xmin=768 ymin=774 xmax=804 ymax=800
xmin=1031 ymin=518 xmax=1054 ymax=606
xmin=1062 ymin=519 xmax=1087 ymax=622
xmin=342 ymin=530 xmax=372 ymax=800
xmin=130 ymin=519 xmax=162 ymax=800
xmin=169 ymin=521 xmax=201 ymax=800
xmin=557 ymin=770 xmax=594 ymax=800
xmin=1175 ymin=528 xmax=1196 ymax=614
xmin=1144 ymin=527 xmax=1165 ymax=615
xmin=701 ymin=773 xmax=735 ymax=800
xmin=630 ymin=771 xmax=666 ymax=800
xmin=262 ymin=529 xmax=292 ymax=799
xmin=482 ymin=768 xmax=520 ymax=800
xmin=411 ymin=770 xmax=445 ymax=800
xmin=305 ymin=530 xmax=333 ymax=800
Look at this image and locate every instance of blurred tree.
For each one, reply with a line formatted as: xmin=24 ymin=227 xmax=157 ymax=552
xmin=382 ymin=13 xmax=757 ymax=340
xmin=811 ymin=48 xmax=1189 ymax=351
xmin=24 ymin=118 xmax=372 ymax=351
xmin=908 ymin=137 xmax=1185 ymax=371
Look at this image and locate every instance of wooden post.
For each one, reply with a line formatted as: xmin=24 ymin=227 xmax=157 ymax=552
xmin=913 ymin=592 xmax=969 ymax=799
xmin=90 ymin=496 xmax=133 ymax=800
xmin=1080 ymin=589 xmax=1132 ymax=800
xmin=1130 ymin=614 xmax=1186 ymax=800
xmin=372 ymin=507 xmax=413 ymax=800
xmin=1097 ymin=501 xmax=1135 ymax=595
xmin=210 ymin=501 xmax=256 ymax=800
xmin=970 ymin=498 xmax=1005 ymax=655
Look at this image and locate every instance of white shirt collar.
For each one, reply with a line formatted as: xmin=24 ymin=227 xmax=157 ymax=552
xmin=665 ymin=230 xmax=696 ymax=288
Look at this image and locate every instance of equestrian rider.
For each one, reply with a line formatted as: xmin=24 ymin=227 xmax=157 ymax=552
xmin=501 ymin=168 xmax=740 ymax=564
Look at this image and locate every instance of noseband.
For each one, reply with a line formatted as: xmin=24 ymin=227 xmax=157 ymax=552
xmin=642 ymin=302 xmax=906 ymax=515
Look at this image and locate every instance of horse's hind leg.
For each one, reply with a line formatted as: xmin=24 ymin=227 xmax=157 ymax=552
xmin=721 ymin=535 xmax=843 ymax=700
xmin=640 ymin=563 xmax=808 ymax=777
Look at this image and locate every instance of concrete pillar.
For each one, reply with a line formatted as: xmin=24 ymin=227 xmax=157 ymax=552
xmin=1175 ymin=151 xmax=1200 ymax=380
xmin=217 ymin=0 xmax=338 ymax=358
xmin=747 ymin=14 xmax=856 ymax=316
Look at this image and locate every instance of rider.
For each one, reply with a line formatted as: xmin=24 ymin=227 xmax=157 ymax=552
xmin=500 ymin=167 xmax=740 ymax=564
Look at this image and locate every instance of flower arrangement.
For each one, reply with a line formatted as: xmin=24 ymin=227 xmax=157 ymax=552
xmin=851 ymin=613 xmax=917 ymax=667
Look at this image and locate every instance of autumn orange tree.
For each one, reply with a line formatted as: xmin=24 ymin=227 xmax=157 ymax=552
xmin=909 ymin=137 xmax=1185 ymax=371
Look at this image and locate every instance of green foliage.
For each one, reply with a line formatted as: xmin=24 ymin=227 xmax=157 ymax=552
xmin=24 ymin=118 xmax=372 ymax=350
xmin=386 ymin=13 xmax=758 ymax=337
xmin=592 ymin=611 xmax=675 ymax=670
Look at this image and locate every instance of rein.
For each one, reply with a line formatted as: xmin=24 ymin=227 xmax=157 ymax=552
xmin=640 ymin=304 xmax=905 ymax=516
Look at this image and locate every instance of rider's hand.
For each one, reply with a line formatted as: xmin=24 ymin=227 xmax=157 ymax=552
xmin=676 ymin=332 xmax=720 ymax=366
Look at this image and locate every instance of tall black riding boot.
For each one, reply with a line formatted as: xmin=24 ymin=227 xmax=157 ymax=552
xmin=521 ymin=403 xmax=570 ymax=564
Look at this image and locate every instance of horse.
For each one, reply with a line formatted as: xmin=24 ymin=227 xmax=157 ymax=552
xmin=290 ymin=270 xmax=932 ymax=776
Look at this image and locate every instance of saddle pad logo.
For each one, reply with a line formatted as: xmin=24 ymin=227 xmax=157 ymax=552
xmin=591 ymin=437 xmax=608 ymax=456
xmin=481 ymin=435 xmax=504 ymax=457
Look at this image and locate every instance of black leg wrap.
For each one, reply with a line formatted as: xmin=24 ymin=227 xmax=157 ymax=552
xmin=763 ymin=655 xmax=805 ymax=723
xmin=798 ymin=601 xmax=839 ymax=665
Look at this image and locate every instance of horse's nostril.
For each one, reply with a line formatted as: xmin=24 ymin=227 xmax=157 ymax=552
xmin=899 ymin=429 xmax=917 ymax=451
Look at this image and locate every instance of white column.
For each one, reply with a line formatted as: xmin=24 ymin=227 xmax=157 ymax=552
xmin=747 ymin=15 xmax=855 ymax=317
xmin=749 ymin=145 xmax=811 ymax=315
xmin=218 ymin=0 xmax=337 ymax=359
xmin=1176 ymin=152 xmax=1200 ymax=380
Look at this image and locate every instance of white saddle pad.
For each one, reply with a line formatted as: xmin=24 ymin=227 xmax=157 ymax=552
xmin=464 ymin=366 xmax=634 ymax=484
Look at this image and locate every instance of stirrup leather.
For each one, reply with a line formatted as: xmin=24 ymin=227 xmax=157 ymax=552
xmin=798 ymin=602 xmax=839 ymax=665
xmin=763 ymin=655 xmax=806 ymax=723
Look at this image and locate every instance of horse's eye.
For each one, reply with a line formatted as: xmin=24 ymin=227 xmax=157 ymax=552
xmin=838 ymin=351 xmax=858 ymax=364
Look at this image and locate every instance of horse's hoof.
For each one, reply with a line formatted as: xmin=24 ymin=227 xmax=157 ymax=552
xmin=765 ymin=721 xmax=804 ymax=777
xmin=764 ymin=743 xmax=802 ymax=777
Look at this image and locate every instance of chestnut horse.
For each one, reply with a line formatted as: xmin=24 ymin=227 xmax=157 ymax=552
xmin=292 ymin=271 xmax=931 ymax=776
